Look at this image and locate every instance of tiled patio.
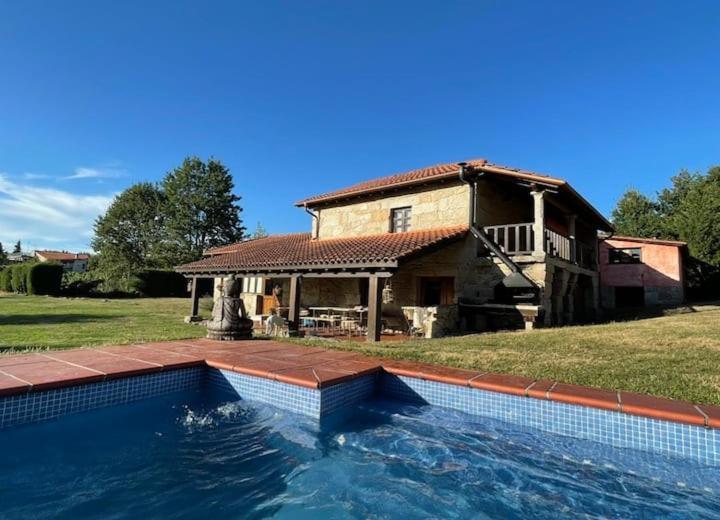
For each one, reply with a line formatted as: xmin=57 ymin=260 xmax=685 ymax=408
xmin=0 ymin=338 xmax=719 ymax=429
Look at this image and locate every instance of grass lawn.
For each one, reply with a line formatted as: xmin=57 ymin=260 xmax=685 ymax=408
xmin=0 ymin=294 xmax=207 ymax=351
xmin=2 ymin=294 xmax=720 ymax=405
xmin=294 ymin=305 xmax=720 ymax=406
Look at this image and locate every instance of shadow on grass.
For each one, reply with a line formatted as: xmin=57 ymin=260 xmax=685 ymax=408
xmin=0 ymin=314 xmax=116 ymax=326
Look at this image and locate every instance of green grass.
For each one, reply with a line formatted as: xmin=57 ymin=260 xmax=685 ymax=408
xmin=0 ymin=294 xmax=207 ymax=351
xmin=293 ymin=305 xmax=720 ymax=406
xmin=2 ymin=294 xmax=720 ymax=405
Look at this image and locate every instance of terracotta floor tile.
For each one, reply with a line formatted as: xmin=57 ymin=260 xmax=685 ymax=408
xmin=0 ymin=354 xmax=49 ymax=368
xmin=380 ymin=359 xmax=436 ymax=378
xmin=321 ymin=358 xmax=383 ymax=376
xmin=0 ymin=372 xmax=31 ymax=396
xmin=620 ymin=391 xmax=706 ymax=426
xmin=418 ymin=365 xmax=483 ymax=386
xmin=42 ymin=350 xmax=160 ymax=379
xmin=0 ymin=360 xmax=104 ymax=391
xmin=525 ymin=379 xmax=556 ymax=400
xmin=549 ymin=383 xmax=620 ymax=411
xmin=269 ymin=367 xmax=319 ymax=389
xmin=697 ymin=404 xmax=720 ymax=428
xmin=469 ymin=373 xmax=535 ymax=396
xmin=99 ymin=346 xmax=202 ymax=369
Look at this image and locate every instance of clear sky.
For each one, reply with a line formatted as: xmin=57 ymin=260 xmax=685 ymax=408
xmin=1 ymin=1 xmax=718 ymax=252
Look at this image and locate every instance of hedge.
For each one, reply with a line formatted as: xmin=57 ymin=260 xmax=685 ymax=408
xmin=0 ymin=266 xmax=13 ymax=292
xmin=10 ymin=264 xmax=29 ymax=293
xmin=26 ymin=262 xmax=64 ymax=295
xmin=129 ymin=269 xmax=189 ymax=297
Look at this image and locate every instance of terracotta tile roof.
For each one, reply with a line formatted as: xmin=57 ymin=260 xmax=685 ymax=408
xmin=295 ymin=158 xmax=565 ymax=207
xmin=35 ymin=251 xmax=91 ymax=261
xmin=604 ymin=236 xmax=687 ymax=247
xmin=176 ymin=225 xmax=468 ymax=273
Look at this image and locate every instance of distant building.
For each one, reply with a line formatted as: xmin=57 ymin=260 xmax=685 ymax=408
xmin=599 ymin=236 xmax=686 ymax=309
xmin=34 ymin=251 xmax=91 ymax=273
xmin=6 ymin=252 xmax=33 ymax=263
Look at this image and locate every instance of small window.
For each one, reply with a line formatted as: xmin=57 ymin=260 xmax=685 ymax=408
xmin=609 ymin=248 xmax=642 ymax=264
xmin=390 ymin=207 xmax=412 ymax=233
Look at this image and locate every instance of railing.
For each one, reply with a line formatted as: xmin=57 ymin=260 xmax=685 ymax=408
xmin=544 ymin=228 xmax=572 ymax=262
xmin=483 ymin=223 xmax=534 ymax=256
xmin=482 ymin=223 xmax=596 ymax=269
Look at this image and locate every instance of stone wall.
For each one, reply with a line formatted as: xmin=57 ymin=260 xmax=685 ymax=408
xmin=316 ymin=183 xmax=470 ymax=238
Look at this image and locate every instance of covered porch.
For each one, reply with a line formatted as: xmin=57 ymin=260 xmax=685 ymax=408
xmin=176 ymin=226 xmax=470 ymax=342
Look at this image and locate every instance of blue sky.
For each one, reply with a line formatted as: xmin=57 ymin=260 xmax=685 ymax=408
xmin=1 ymin=1 xmax=718 ymax=252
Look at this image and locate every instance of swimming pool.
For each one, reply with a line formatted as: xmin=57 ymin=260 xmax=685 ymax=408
xmin=2 ymin=386 xmax=719 ymax=519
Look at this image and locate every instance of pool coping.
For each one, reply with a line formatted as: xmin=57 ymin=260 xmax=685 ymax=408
xmin=1 ymin=338 xmax=718 ymax=429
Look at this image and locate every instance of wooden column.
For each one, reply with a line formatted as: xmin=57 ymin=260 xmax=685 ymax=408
xmin=367 ymin=275 xmax=383 ymax=342
xmin=288 ymin=275 xmax=302 ymax=335
xmin=190 ymin=277 xmax=200 ymax=317
xmin=567 ymin=214 xmax=577 ymax=263
xmin=531 ymin=189 xmax=546 ymax=256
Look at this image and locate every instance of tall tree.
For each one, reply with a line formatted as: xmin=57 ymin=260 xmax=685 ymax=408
xmin=0 ymin=242 xmax=7 ymax=265
xmin=672 ymin=167 xmax=720 ymax=266
xmin=12 ymin=240 xmax=21 ymax=254
xmin=251 ymin=221 xmax=268 ymax=240
xmin=656 ymin=169 xmax=703 ymax=238
xmin=91 ymin=183 xmax=168 ymax=284
xmin=610 ymin=189 xmax=663 ymax=238
xmin=162 ymin=157 xmax=245 ymax=264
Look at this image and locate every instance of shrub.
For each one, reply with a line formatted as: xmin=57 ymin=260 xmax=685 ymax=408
xmin=128 ymin=269 xmax=189 ymax=297
xmin=26 ymin=262 xmax=64 ymax=295
xmin=0 ymin=266 xmax=13 ymax=292
xmin=10 ymin=264 xmax=29 ymax=293
xmin=62 ymin=271 xmax=104 ymax=297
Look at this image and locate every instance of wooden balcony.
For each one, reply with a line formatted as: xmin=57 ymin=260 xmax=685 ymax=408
xmin=482 ymin=223 xmax=596 ymax=269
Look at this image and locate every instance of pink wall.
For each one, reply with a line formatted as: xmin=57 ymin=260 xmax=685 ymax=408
xmin=599 ymin=239 xmax=684 ymax=288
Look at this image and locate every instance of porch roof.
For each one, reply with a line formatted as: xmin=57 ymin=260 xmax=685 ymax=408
xmin=175 ymin=225 xmax=468 ymax=275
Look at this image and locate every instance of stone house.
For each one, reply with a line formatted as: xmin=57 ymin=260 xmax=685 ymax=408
xmin=599 ymin=236 xmax=686 ymax=309
xmin=176 ymin=158 xmax=612 ymax=340
xmin=34 ymin=251 xmax=90 ymax=272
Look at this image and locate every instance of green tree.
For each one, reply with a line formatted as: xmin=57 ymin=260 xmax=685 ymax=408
xmin=0 ymin=242 xmax=7 ymax=265
xmin=91 ymin=183 xmax=168 ymax=286
xmin=12 ymin=240 xmax=21 ymax=254
xmin=611 ymin=189 xmax=663 ymax=238
xmin=162 ymin=156 xmax=245 ymax=264
xmin=251 ymin=221 xmax=268 ymax=239
xmin=656 ymin=169 xmax=703 ymax=238
xmin=672 ymin=167 xmax=720 ymax=266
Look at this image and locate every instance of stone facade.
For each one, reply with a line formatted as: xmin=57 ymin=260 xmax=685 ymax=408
xmin=316 ymin=183 xmax=471 ymax=238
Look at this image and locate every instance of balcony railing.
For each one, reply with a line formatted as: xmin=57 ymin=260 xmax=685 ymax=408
xmin=483 ymin=223 xmax=534 ymax=256
xmin=482 ymin=223 xmax=596 ymax=269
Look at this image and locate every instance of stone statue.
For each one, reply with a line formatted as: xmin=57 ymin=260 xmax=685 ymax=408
xmin=206 ymin=275 xmax=253 ymax=340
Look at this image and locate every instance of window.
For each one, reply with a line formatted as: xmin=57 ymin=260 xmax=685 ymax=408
xmin=418 ymin=277 xmax=454 ymax=305
xmin=390 ymin=207 xmax=412 ymax=233
xmin=609 ymin=247 xmax=642 ymax=264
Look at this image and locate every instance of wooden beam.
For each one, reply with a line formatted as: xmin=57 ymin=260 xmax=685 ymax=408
xmin=367 ymin=275 xmax=383 ymax=342
xmin=288 ymin=275 xmax=302 ymax=335
xmin=189 ymin=277 xmax=200 ymax=317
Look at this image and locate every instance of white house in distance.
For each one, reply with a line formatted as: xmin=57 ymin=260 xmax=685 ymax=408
xmin=34 ymin=251 xmax=91 ymax=272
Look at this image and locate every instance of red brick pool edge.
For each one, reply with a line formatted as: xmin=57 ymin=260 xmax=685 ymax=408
xmin=1 ymin=338 xmax=718 ymax=429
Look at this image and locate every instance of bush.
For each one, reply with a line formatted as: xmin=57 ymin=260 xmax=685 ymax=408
xmin=62 ymin=271 xmax=104 ymax=297
xmin=10 ymin=264 xmax=29 ymax=293
xmin=0 ymin=266 xmax=13 ymax=292
xmin=26 ymin=262 xmax=64 ymax=295
xmin=128 ymin=269 xmax=189 ymax=297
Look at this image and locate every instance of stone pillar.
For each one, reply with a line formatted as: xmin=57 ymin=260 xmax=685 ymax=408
xmin=367 ymin=275 xmax=383 ymax=342
xmin=564 ymin=273 xmax=578 ymax=324
xmin=531 ymin=190 xmax=546 ymax=257
xmin=590 ymin=274 xmax=600 ymax=321
xmin=288 ymin=275 xmax=303 ymax=335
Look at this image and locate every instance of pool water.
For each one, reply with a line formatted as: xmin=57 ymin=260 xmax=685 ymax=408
xmin=1 ymin=388 xmax=719 ymax=519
